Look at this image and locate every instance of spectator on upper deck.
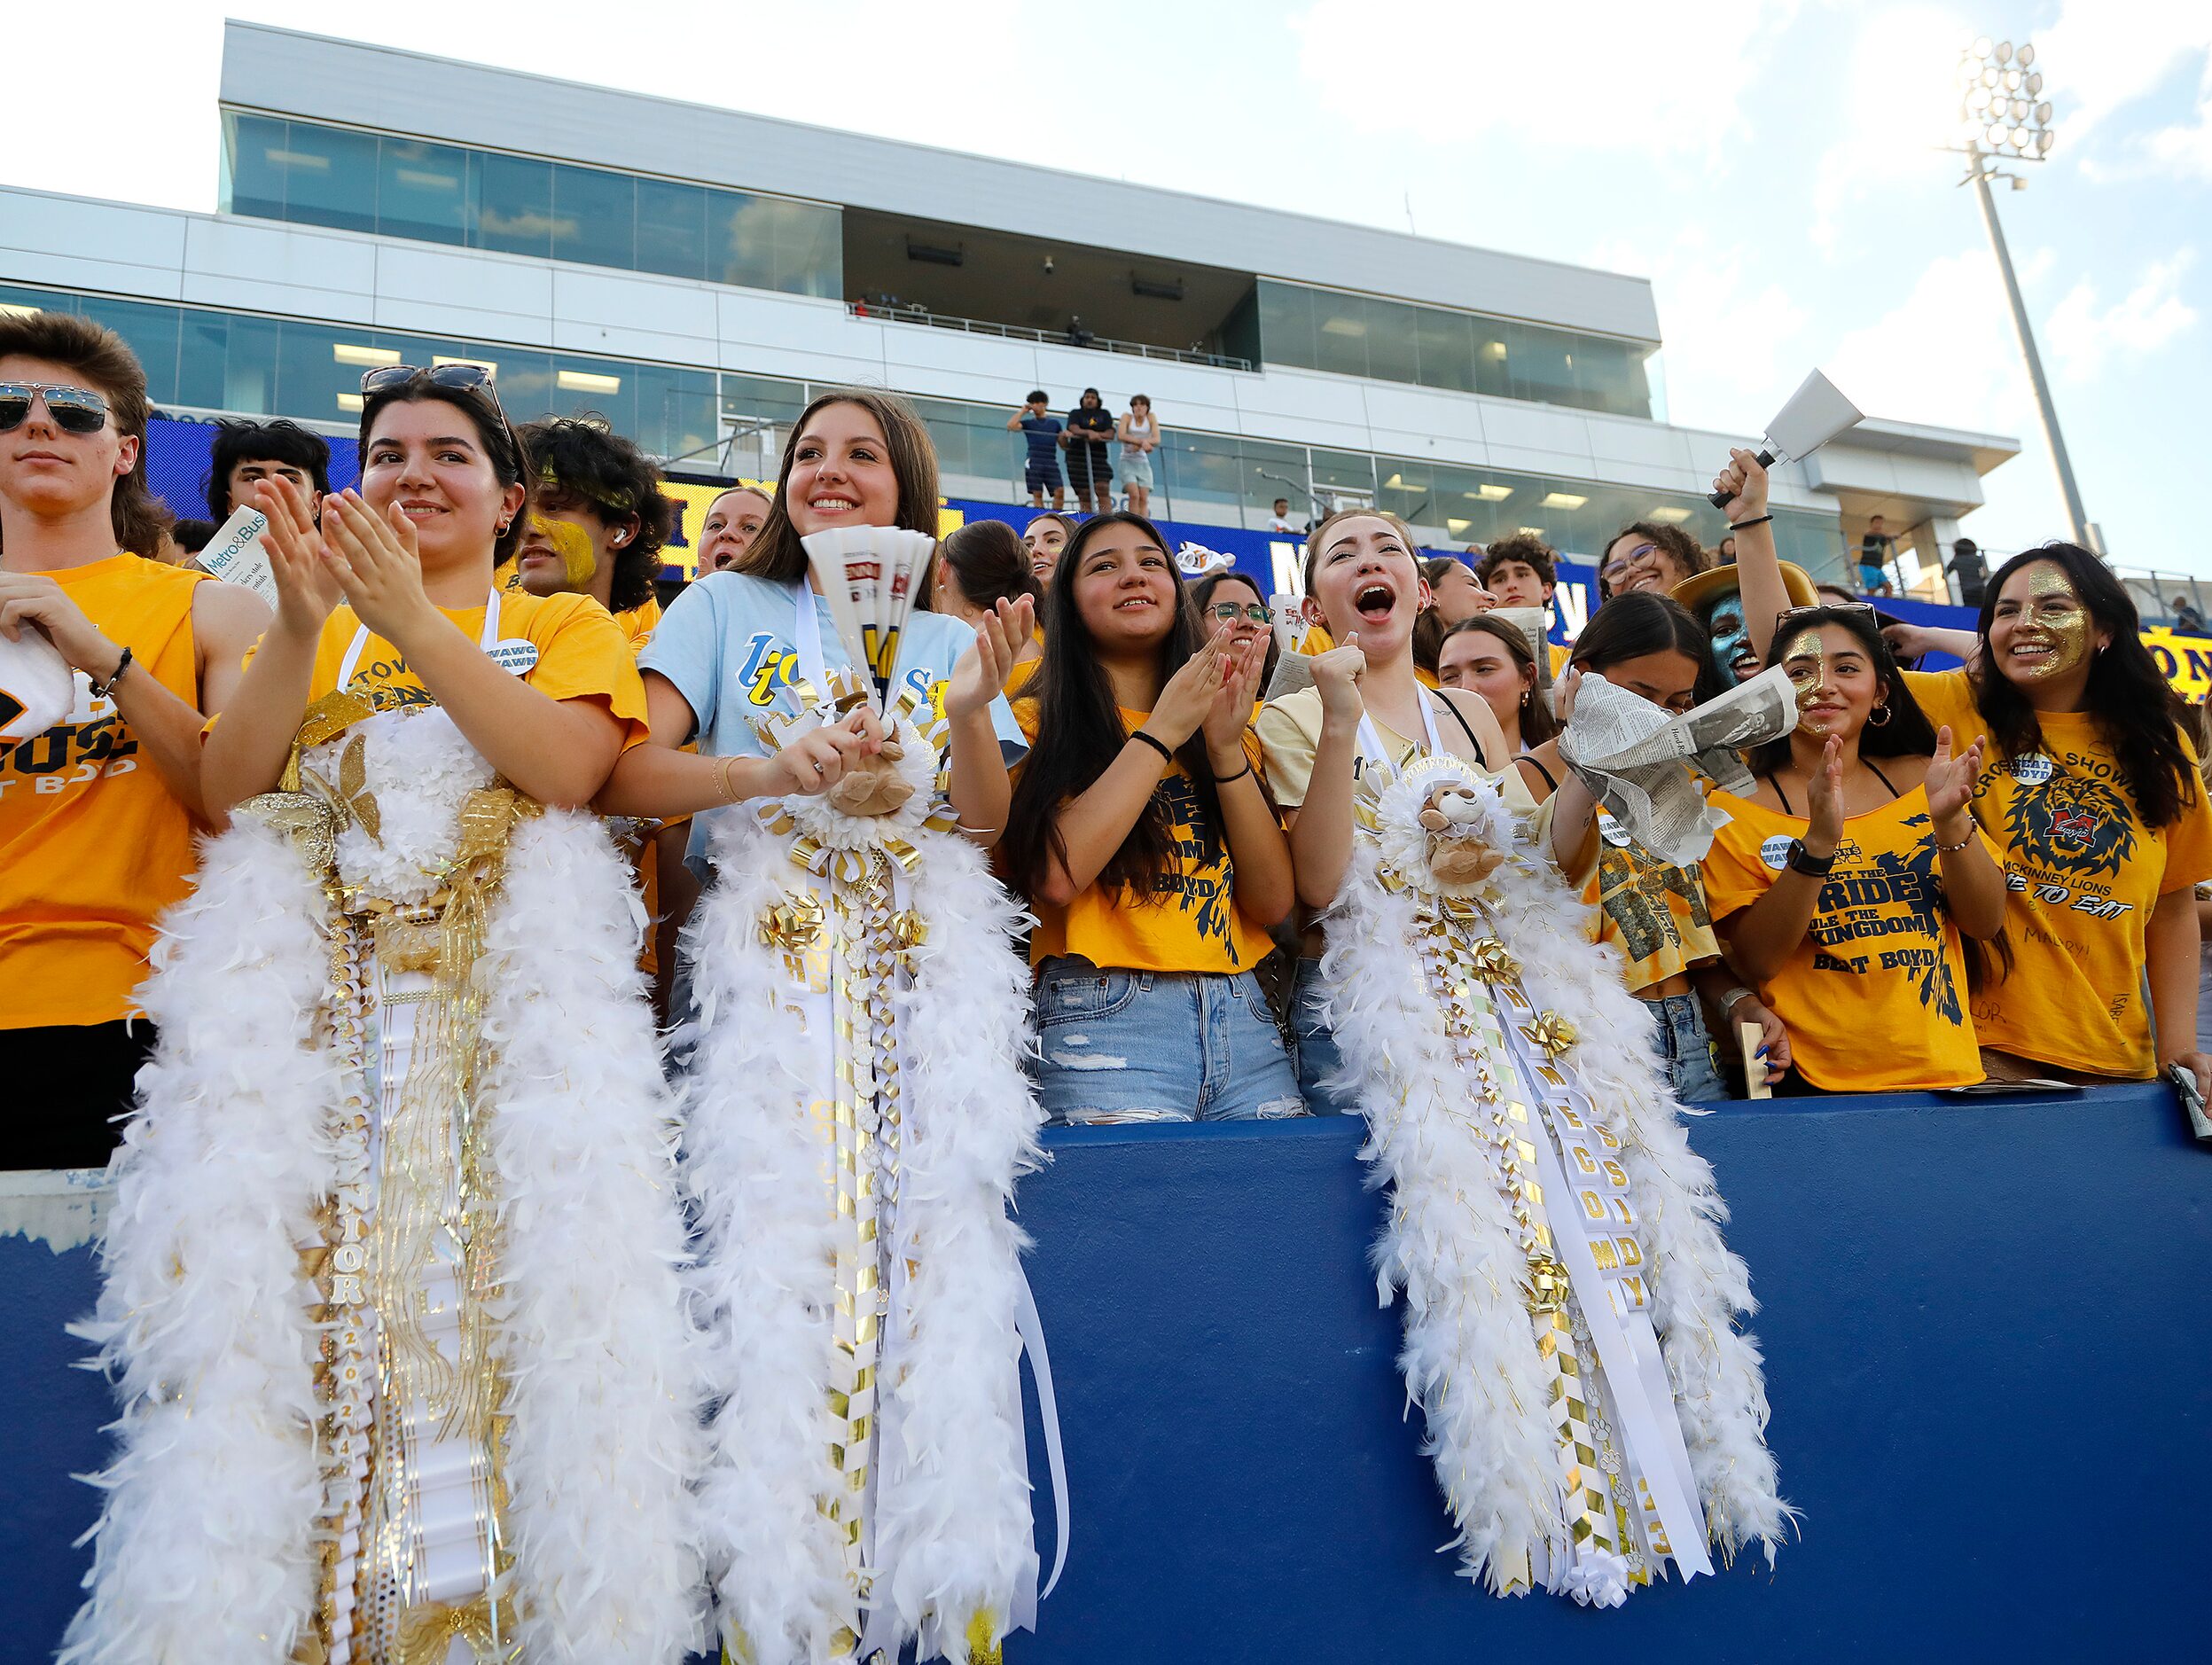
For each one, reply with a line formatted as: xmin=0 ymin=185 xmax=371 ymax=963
xmin=1064 ymin=388 xmax=1115 ymax=515
xmin=1007 ymin=392 xmax=1065 ymax=512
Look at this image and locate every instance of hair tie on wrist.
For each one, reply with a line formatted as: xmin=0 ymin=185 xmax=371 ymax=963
xmin=1213 ymin=759 xmax=1253 ymax=785
xmin=1130 ymin=729 xmax=1175 ymax=765
xmin=1728 ymin=513 xmax=1774 ymax=531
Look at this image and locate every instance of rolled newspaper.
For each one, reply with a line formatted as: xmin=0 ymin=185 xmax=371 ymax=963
xmin=1556 ymin=665 xmax=1797 ymax=865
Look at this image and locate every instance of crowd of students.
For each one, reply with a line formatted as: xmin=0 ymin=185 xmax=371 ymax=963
xmin=4 ymin=306 xmax=2207 ymax=1173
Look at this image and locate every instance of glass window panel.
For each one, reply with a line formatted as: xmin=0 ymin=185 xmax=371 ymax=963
xmin=719 ymin=372 xmax=808 ymax=431
xmin=472 ymin=151 xmax=553 ymax=259
xmin=1309 ymin=290 xmax=1368 ymax=378
xmin=1376 ymin=457 xmax=1434 ymax=528
xmin=551 ymin=164 xmax=636 ymax=271
xmin=708 ymin=190 xmax=778 ymax=291
xmin=377 ymin=137 xmax=468 ymax=246
xmin=1160 ymin=431 xmax=1244 ymax=520
xmin=221 ymin=313 xmax=281 ymax=415
xmin=272 ymin=121 xmax=379 ymax=235
xmin=474 ymin=348 xmax=557 ymax=423
xmin=1473 ymin=326 xmax=1511 ymax=397
xmin=1505 ymin=321 xmax=1578 ymax=408
xmin=1428 ymin=464 xmax=1492 ymax=547
xmin=74 ymin=298 xmax=181 ymax=404
xmin=1309 ymin=448 xmax=1376 ymax=503
xmin=223 ymin=113 xmax=291 ymax=221
xmin=910 ymin=397 xmax=976 ymax=481
xmin=1413 ymin=305 xmax=1475 ymax=393
xmin=1363 ymin=298 xmax=1419 ymax=387
xmin=632 ymin=364 xmax=718 ymax=464
xmin=1255 ymin=280 xmax=1315 ymax=371
xmin=543 ymin=354 xmax=637 ymax=439
xmin=275 ymin=319 xmax=356 ymax=426
xmin=635 ymin=176 xmax=708 ymax=281
xmin=1238 ymin=438 xmax=1307 ymax=521
xmin=176 ymin=309 xmax=231 ymax=410
xmin=771 ymin=199 xmax=841 ymax=299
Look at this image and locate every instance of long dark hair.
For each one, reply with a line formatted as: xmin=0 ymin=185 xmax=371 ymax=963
xmin=939 ymin=518 xmax=1041 ymax=611
xmin=1411 ymin=557 xmax=1463 ymax=675
xmin=1569 ymin=590 xmax=1728 ymax=708
xmin=1440 ymin=614 xmax=1558 ymax=745
xmin=1747 ymin=605 xmax=1939 ymax=776
xmin=1191 ymin=568 xmax=1280 ymax=692
xmin=1003 ymin=511 xmax=1227 ymax=903
xmin=742 ymin=389 xmax=940 ymax=584
xmin=1971 ymin=543 xmax=2198 ymax=829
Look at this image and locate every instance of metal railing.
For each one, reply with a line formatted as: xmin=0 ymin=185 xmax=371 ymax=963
xmin=847 ymin=301 xmax=1254 ymax=372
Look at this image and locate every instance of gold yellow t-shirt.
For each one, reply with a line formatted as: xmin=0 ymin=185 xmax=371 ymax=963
xmin=1700 ymin=785 xmax=1993 ymax=1091
xmin=280 ymin=589 xmax=650 ymax=751
xmin=1907 ymin=668 xmax=2212 ymax=1075
xmin=0 ymin=554 xmax=207 ymax=1028
xmin=617 ymin=593 xmax=661 ymax=657
xmin=1585 ymin=809 xmax=1721 ymax=995
xmin=1017 ymin=703 xmax=1278 ymax=974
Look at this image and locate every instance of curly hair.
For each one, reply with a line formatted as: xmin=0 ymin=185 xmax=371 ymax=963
xmin=1478 ymin=533 xmax=1558 ymax=591
xmin=0 ymin=309 xmax=171 ymax=558
xmin=517 ymin=416 xmax=674 ymax=613
xmin=1598 ymin=520 xmax=1707 ymax=600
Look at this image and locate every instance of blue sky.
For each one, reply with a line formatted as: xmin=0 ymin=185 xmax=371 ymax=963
xmin=9 ymin=2 xmax=2207 ymax=574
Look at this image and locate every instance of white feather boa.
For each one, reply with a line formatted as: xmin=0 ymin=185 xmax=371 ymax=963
xmin=1320 ymin=756 xmax=1788 ymax=1596
xmin=65 ymin=711 xmax=702 ymax=1662
xmin=684 ymin=717 xmax=1045 ymax=1665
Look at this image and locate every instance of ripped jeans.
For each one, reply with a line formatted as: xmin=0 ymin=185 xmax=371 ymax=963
xmin=1031 ymin=958 xmax=1309 ymax=1126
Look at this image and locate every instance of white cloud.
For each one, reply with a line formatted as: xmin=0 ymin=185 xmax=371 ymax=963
xmin=1288 ymin=0 xmax=1792 ymax=158
xmin=2045 ymin=250 xmax=2200 ymax=381
xmin=1806 ymin=5 xmax=1976 ymax=250
xmin=2038 ymin=0 xmax=2212 ymax=145
xmin=1824 ymin=246 xmax=2028 ymax=432
xmin=1587 ymin=230 xmax=1809 ymax=431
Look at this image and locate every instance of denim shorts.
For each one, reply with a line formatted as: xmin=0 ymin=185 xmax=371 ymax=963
xmin=1291 ymin=958 xmax=1359 ymax=1116
xmin=1647 ymin=990 xmax=1728 ymax=1103
xmin=1032 ymin=958 xmax=1307 ymax=1125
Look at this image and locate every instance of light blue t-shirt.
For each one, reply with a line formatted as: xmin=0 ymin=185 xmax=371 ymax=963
xmin=641 ymin=572 xmax=1025 ymax=866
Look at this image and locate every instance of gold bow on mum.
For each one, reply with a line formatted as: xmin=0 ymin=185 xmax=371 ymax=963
xmin=1520 ymin=1012 xmax=1578 ymax=1060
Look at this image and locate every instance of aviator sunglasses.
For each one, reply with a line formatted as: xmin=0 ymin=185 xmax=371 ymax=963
xmin=358 ymin=362 xmax=507 ymax=415
xmin=0 ymin=382 xmax=111 ymax=435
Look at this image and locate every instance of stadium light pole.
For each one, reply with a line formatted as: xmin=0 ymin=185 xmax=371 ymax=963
xmin=1947 ymin=35 xmax=2093 ymax=550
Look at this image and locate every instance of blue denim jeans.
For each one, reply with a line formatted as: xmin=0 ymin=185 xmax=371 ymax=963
xmin=1292 ymin=957 xmax=1358 ymax=1116
xmin=1032 ymin=958 xmax=1308 ymax=1125
xmin=1648 ymin=990 xmax=1729 ymax=1103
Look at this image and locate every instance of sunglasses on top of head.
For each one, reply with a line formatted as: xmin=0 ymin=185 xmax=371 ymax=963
xmin=358 ymin=363 xmax=506 ymax=415
xmin=0 ymin=381 xmax=111 ymax=435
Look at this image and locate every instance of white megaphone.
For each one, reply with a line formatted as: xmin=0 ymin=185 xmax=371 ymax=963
xmin=1709 ymin=369 xmax=1864 ymax=507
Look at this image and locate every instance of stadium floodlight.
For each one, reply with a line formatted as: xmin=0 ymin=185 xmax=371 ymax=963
xmin=1945 ymin=34 xmax=2091 ymax=548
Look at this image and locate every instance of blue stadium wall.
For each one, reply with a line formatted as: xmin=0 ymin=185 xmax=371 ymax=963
xmin=6 ymin=1083 xmax=2207 ymax=1659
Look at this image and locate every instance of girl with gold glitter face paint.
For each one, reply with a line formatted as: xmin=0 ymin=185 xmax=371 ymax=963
xmin=1777 ymin=620 xmax=1887 ymax=741
xmin=1987 ymin=559 xmax=2111 ymax=700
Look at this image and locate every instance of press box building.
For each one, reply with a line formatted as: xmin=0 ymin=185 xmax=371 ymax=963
xmin=0 ymin=21 xmax=2018 ymax=599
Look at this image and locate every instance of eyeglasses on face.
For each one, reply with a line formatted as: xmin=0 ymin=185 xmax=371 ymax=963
xmin=1599 ymin=542 xmax=1662 ymax=582
xmin=0 ymin=381 xmax=110 ymax=435
xmin=359 ymin=363 xmax=506 ymax=416
xmin=1207 ymin=601 xmax=1272 ymax=625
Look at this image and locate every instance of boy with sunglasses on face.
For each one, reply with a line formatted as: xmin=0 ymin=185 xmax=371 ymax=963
xmin=0 ymin=312 xmax=270 ymax=1170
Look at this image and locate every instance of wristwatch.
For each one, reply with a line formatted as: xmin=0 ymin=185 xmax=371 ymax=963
xmin=1785 ymin=839 xmax=1836 ymax=877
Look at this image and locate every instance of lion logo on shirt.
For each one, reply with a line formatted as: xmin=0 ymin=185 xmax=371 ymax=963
xmin=2002 ymin=770 xmax=2136 ymax=879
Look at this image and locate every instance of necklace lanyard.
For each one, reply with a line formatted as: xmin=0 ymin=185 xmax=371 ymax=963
xmin=336 ymin=588 xmax=504 ymax=693
xmin=1357 ymin=689 xmax=1444 ymax=784
xmin=793 ymin=581 xmax=828 ymax=693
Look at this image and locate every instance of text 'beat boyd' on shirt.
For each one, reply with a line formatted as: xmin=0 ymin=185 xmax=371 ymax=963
xmin=0 ymin=554 xmax=207 ymax=1029
xmin=1909 ymin=668 xmax=2212 ymax=1077
xmin=1701 ymin=784 xmax=1996 ymax=1091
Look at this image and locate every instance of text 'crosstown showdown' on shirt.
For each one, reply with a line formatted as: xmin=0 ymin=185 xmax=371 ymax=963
xmin=1909 ymin=668 xmax=2212 ymax=1077
xmin=1 ymin=554 xmax=207 ymax=1029
xmin=1701 ymin=784 xmax=1995 ymax=1092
